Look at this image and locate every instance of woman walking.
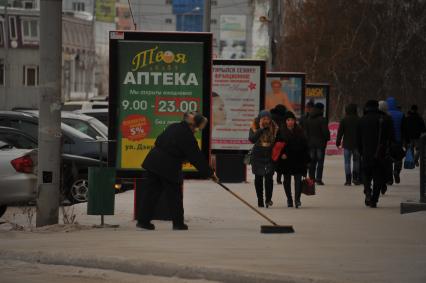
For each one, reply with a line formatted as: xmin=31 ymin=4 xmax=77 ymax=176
xmin=276 ymin=112 xmax=310 ymax=208
xmin=249 ymin=110 xmax=278 ymax=208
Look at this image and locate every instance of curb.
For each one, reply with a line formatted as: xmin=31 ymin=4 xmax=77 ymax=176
xmin=0 ymin=250 xmax=338 ymax=283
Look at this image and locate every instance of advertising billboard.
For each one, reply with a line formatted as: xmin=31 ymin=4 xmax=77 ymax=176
xmin=265 ymin=72 xmax=306 ymax=118
xmin=305 ymin=83 xmax=330 ymax=119
xmin=108 ymin=31 xmax=212 ymax=177
xmin=219 ymin=15 xmax=247 ymax=59
xmin=211 ymin=60 xmax=266 ymax=151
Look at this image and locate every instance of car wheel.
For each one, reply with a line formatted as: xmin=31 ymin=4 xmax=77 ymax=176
xmin=67 ymin=174 xmax=88 ymax=203
xmin=0 ymin=205 xmax=7 ymax=218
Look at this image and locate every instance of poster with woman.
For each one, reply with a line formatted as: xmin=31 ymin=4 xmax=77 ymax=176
xmin=211 ymin=60 xmax=266 ymax=151
xmin=265 ymin=73 xmax=306 ymax=118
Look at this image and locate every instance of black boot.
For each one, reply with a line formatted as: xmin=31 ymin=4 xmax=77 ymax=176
xmin=136 ymin=221 xmax=155 ymax=230
xmin=364 ymin=194 xmax=372 ymax=207
xmin=344 ymin=174 xmax=352 ymax=186
xmin=352 ymin=172 xmax=361 ymax=185
xmin=283 ymin=176 xmax=293 ymax=207
xmin=173 ymin=223 xmax=189 ymax=230
xmin=254 ymin=177 xmax=264 ymax=207
xmin=394 ymin=173 xmax=400 ymax=184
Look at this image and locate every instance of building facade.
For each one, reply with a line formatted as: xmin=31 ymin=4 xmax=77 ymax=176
xmin=0 ymin=6 xmax=95 ymax=110
xmin=132 ymin=0 xmax=254 ymax=58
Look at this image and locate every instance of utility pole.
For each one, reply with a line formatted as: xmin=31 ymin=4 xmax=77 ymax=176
xmin=203 ymin=0 xmax=211 ymax=32
xmin=269 ymin=0 xmax=279 ymax=71
xmin=3 ymin=5 xmax=9 ymax=109
xmin=36 ymin=0 xmax=62 ymax=227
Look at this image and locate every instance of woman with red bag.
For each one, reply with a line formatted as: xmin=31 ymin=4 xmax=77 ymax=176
xmin=248 ymin=110 xmax=278 ymax=208
xmin=276 ymin=112 xmax=310 ymax=208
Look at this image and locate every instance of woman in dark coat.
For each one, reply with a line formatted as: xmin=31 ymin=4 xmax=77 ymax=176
xmin=249 ymin=110 xmax=278 ymax=208
xmin=276 ymin=111 xmax=310 ymax=208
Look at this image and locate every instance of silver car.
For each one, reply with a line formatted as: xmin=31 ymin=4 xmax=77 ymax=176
xmin=0 ymin=141 xmax=37 ymax=218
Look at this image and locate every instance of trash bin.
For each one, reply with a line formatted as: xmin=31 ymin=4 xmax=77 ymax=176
xmin=215 ymin=153 xmax=246 ymax=183
xmin=87 ymin=167 xmax=116 ymax=215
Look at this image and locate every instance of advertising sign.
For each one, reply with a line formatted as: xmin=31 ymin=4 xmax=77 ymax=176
xmin=305 ymin=83 xmax=330 ymax=119
xmin=211 ymin=60 xmax=266 ymax=151
xmin=326 ymin=122 xmax=343 ymax=155
xmin=108 ymin=32 xmax=212 ymax=176
xmin=265 ymin=73 xmax=305 ymax=118
xmin=96 ymin=0 xmax=116 ymax=23
xmin=220 ymin=15 xmax=247 ymax=59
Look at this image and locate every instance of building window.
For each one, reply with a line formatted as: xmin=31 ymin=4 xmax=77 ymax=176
xmin=23 ymin=1 xmax=34 ymax=9
xmin=211 ymin=0 xmax=218 ymax=5
xmin=23 ymin=65 xmax=38 ymax=86
xmin=21 ymin=18 xmax=39 ymax=44
xmin=0 ymin=61 xmax=4 ymax=86
xmin=211 ymin=19 xmax=217 ymax=25
xmin=72 ymin=2 xmax=85 ymax=12
xmin=165 ymin=18 xmax=173 ymax=24
xmin=165 ymin=0 xmax=173 ymax=4
xmin=9 ymin=16 xmax=17 ymax=41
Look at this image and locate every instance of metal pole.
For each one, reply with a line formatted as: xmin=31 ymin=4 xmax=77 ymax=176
xmin=36 ymin=0 xmax=62 ymax=227
xmin=3 ymin=5 xmax=8 ymax=109
xmin=203 ymin=0 xmax=211 ymax=32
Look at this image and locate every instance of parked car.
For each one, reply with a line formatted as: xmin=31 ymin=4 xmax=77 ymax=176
xmin=62 ymin=101 xmax=108 ymax=111
xmin=0 ymin=127 xmax=104 ymax=204
xmin=0 ymin=141 xmax=37 ymax=218
xmin=21 ymin=110 xmax=108 ymax=140
xmin=74 ymin=109 xmax=108 ymax=127
xmin=0 ymin=111 xmax=107 ymax=160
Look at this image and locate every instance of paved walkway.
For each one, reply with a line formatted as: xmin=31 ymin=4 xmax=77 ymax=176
xmin=1 ymin=156 xmax=425 ymax=283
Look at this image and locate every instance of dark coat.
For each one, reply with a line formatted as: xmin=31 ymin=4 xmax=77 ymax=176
xmin=404 ymin=111 xmax=426 ymax=141
xmin=248 ymin=119 xmax=278 ymax=176
xmin=357 ymin=108 xmax=393 ymax=165
xmin=276 ymin=126 xmax=310 ymax=175
xmin=386 ymin=97 xmax=405 ymax=143
xmin=304 ymin=109 xmax=330 ymax=148
xmin=336 ymin=105 xmax=360 ymax=150
xmin=142 ymin=121 xmax=213 ymax=183
xmin=271 ymin=105 xmax=287 ymax=128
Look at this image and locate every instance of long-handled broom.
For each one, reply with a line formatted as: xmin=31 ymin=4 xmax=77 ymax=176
xmin=216 ymin=182 xmax=295 ymax=234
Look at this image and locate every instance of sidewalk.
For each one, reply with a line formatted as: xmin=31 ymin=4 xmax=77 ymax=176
xmin=1 ymin=156 xmax=425 ymax=283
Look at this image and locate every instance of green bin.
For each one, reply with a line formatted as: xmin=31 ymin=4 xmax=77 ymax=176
xmin=87 ymin=167 xmax=116 ymax=215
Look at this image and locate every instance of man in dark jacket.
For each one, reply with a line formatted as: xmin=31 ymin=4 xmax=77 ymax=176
xmin=336 ymin=104 xmax=361 ymax=186
xmin=139 ymin=112 xmax=218 ymax=230
xmin=358 ymin=100 xmax=393 ymax=208
xmin=299 ymin=100 xmax=315 ymax=130
xmin=305 ymin=102 xmax=330 ymax=185
xmin=386 ymin=97 xmax=406 ymax=183
xmin=405 ymin=105 xmax=426 ymax=166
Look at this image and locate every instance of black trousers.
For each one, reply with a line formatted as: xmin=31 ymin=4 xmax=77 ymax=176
xmin=254 ymin=173 xmax=273 ymax=203
xmin=139 ymin=171 xmax=184 ymax=225
xmin=283 ymin=174 xmax=302 ymax=202
xmin=363 ymin=160 xmax=385 ymax=203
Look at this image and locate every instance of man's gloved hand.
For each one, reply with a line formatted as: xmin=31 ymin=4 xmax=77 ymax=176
xmin=211 ymin=173 xmax=219 ymax=183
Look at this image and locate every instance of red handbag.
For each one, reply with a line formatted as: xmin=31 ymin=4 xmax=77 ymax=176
xmin=302 ymin=178 xmax=316 ymax=195
xmin=272 ymin=142 xmax=285 ymax=161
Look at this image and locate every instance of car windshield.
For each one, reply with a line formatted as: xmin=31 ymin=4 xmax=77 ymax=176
xmin=61 ymin=123 xmax=95 ymax=141
xmin=0 ymin=140 xmax=12 ymax=149
xmin=0 ymin=132 xmax=37 ymax=149
xmin=88 ymin=117 xmax=108 ymax=138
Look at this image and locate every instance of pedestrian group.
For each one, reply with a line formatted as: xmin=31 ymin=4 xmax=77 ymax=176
xmin=248 ymin=97 xmax=425 ymax=209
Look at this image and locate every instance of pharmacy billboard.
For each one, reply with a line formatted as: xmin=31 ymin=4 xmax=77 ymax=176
xmin=108 ymin=31 xmax=212 ymax=177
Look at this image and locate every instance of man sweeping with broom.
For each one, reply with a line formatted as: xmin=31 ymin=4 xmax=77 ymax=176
xmin=137 ymin=111 xmax=219 ymax=231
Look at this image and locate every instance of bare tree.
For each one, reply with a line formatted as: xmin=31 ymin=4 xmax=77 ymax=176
xmin=276 ymin=0 xmax=426 ymax=120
